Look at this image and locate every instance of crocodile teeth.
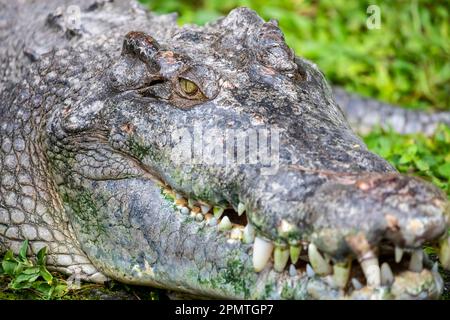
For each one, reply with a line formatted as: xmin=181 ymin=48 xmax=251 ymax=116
xmin=439 ymin=237 xmax=450 ymax=270
xmin=180 ymin=207 xmax=190 ymax=215
xmin=395 ymin=246 xmax=404 ymax=263
xmin=213 ymin=206 xmax=225 ymax=219
xmin=230 ymin=227 xmax=243 ymax=240
xmin=409 ymin=249 xmax=423 ymax=272
xmin=201 ymin=204 xmax=211 ymax=214
xmin=359 ymin=252 xmax=380 ymax=287
xmin=380 ymin=262 xmax=394 ymax=286
xmin=289 ymin=245 xmax=301 ymax=264
xmin=218 ymin=216 xmax=232 ymax=231
xmin=175 ymin=193 xmax=183 ymax=200
xmin=306 ymin=264 xmax=315 ymax=277
xmin=289 ymin=264 xmax=297 ymax=277
xmin=333 ymin=261 xmax=351 ymax=289
xmin=253 ymin=237 xmax=274 ymax=272
xmin=242 ymin=224 xmax=255 ymax=244
xmin=195 ymin=213 xmax=204 ymax=222
xmin=351 ymin=278 xmax=363 ymax=290
xmin=237 ymin=203 xmax=246 ymax=216
xmin=273 ymin=246 xmax=290 ymax=272
xmin=308 ymin=243 xmax=332 ymax=275
xmin=431 ymin=261 xmax=444 ymax=295
xmin=208 ymin=217 xmax=218 ymax=227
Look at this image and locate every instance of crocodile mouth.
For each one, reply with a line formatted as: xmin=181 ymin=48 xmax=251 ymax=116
xmin=159 ymin=183 xmax=448 ymax=299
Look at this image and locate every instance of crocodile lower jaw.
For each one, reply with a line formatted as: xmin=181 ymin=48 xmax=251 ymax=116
xmin=160 ymin=184 xmax=447 ymax=299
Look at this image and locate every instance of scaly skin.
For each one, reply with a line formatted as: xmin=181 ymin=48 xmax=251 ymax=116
xmin=1 ymin=0 xmax=449 ymax=299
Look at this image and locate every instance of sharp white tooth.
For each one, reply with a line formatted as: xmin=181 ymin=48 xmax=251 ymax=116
xmin=409 ymin=249 xmax=423 ymax=272
xmin=201 ymin=204 xmax=211 ymax=214
xmin=395 ymin=246 xmax=404 ymax=263
xmin=252 ymin=237 xmax=274 ymax=272
xmin=175 ymin=193 xmax=183 ymax=200
xmin=306 ymin=264 xmax=315 ymax=277
xmin=439 ymin=237 xmax=450 ymax=270
xmin=195 ymin=213 xmax=204 ymax=222
xmin=430 ymin=261 xmax=444 ymax=295
xmin=213 ymin=206 xmax=225 ymax=219
xmin=237 ymin=203 xmax=245 ymax=216
xmin=333 ymin=260 xmax=351 ymax=289
xmin=208 ymin=217 xmax=218 ymax=227
xmin=434 ymin=268 xmax=444 ymax=295
xmin=351 ymin=278 xmax=363 ymax=290
xmin=359 ymin=252 xmax=381 ymax=287
xmin=243 ymin=224 xmax=255 ymax=244
xmin=289 ymin=245 xmax=301 ymax=264
xmin=273 ymin=246 xmax=290 ymax=272
xmin=230 ymin=227 xmax=243 ymax=240
xmin=289 ymin=264 xmax=297 ymax=277
xmin=380 ymin=262 xmax=394 ymax=286
xmin=308 ymin=243 xmax=332 ymax=275
xmin=180 ymin=207 xmax=190 ymax=215
xmin=218 ymin=216 xmax=232 ymax=231
xmin=432 ymin=261 xmax=439 ymax=273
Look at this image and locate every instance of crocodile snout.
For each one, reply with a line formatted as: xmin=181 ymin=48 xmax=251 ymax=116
xmin=239 ymin=168 xmax=449 ymax=296
xmin=309 ymin=173 xmax=448 ymax=254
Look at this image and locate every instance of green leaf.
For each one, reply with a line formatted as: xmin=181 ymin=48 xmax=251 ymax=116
xmin=3 ymin=249 xmax=16 ymax=262
xmin=34 ymin=282 xmax=52 ymax=294
xmin=53 ymin=284 xmax=68 ymax=298
xmin=22 ymin=267 xmax=41 ymax=275
xmin=437 ymin=163 xmax=450 ymax=179
xmin=414 ymin=159 xmax=430 ymax=171
xmin=18 ymin=240 xmax=29 ymax=262
xmin=13 ymin=273 xmax=39 ymax=284
xmin=2 ymin=260 xmax=18 ymax=277
xmin=40 ymin=267 xmax=53 ymax=284
xmin=10 ymin=280 xmax=33 ymax=290
xmin=37 ymin=247 xmax=47 ymax=266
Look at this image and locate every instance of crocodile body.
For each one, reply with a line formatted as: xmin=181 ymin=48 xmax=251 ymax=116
xmin=1 ymin=0 xmax=449 ymax=299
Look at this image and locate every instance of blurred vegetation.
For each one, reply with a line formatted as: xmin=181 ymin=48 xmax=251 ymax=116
xmin=364 ymin=124 xmax=450 ymax=199
xmin=141 ymin=0 xmax=449 ymax=111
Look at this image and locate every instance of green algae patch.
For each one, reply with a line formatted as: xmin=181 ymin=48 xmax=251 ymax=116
xmin=128 ymin=137 xmax=151 ymax=161
xmin=196 ymin=254 xmax=253 ymax=299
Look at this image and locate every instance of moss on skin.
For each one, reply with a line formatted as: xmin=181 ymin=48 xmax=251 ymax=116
xmin=196 ymin=253 xmax=252 ymax=298
xmin=128 ymin=137 xmax=151 ymax=161
xmin=61 ymin=188 xmax=108 ymax=237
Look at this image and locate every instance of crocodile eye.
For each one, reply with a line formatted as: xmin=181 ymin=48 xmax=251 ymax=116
xmin=179 ymin=78 xmax=199 ymax=95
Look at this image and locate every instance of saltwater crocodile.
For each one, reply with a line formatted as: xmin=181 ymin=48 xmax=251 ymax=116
xmin=1 ymin=0 xmax=449 ymax=299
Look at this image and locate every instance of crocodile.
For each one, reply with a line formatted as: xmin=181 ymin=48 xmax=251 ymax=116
xmin=1 ymin=0 xmax=449 ymax=300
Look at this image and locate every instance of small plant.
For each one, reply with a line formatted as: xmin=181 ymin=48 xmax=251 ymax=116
xmin=0 ymin=240 xmax=68 ymax=299
xmin=364 ymin=124 xmax=450 ymax=199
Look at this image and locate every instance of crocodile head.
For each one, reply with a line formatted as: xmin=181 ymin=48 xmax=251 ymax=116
xmin=46 ymin=8 xmax=450 ymax=299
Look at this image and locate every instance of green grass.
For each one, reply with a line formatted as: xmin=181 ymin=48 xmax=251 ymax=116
xmin=364 ymin=124 xmax=450 ymax=199
xmin=141 ymin=0 xmax=449 ymax=111
xmin=0 ymin=240 xmax=160 ymax=300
